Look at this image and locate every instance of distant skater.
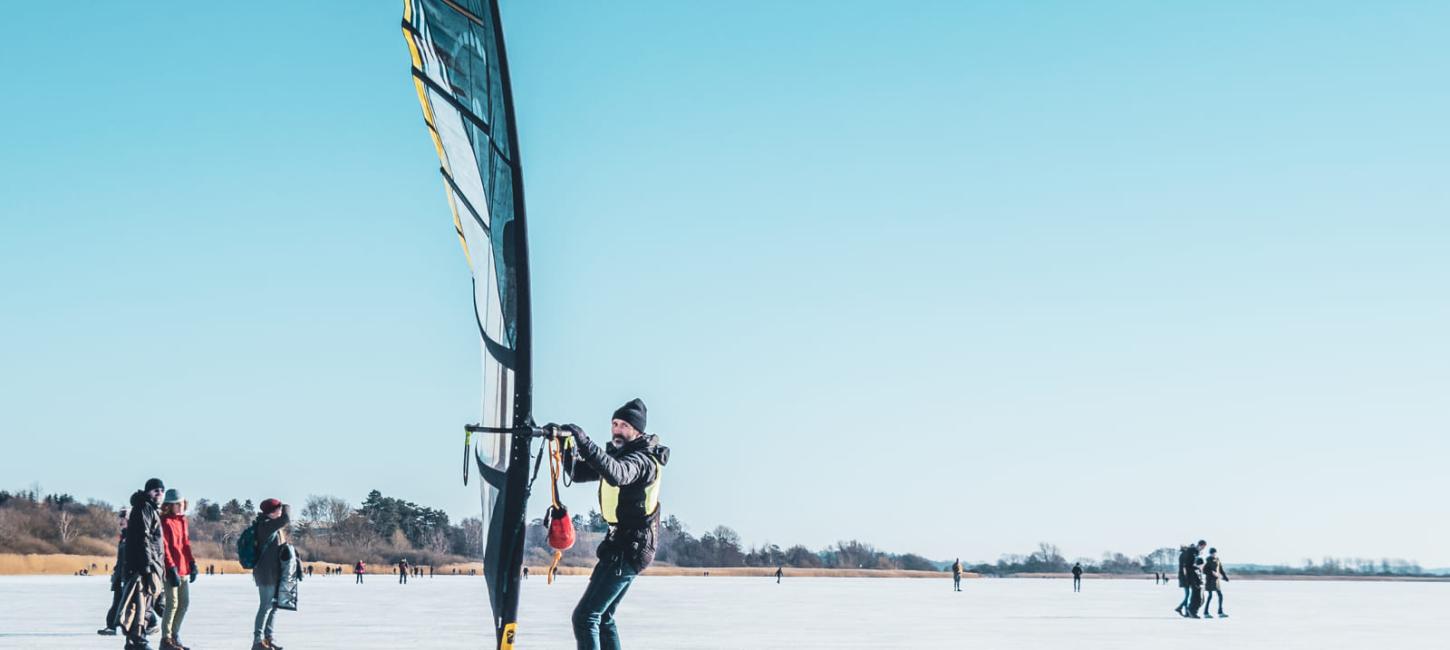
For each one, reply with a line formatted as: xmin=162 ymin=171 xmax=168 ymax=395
xmin=1187 ymin=558 xmax=1206 ymax=618
xmin=776 ymin=566 xmax=784 ymax=584
xmin=1203 ymin=548 xmax=1229 ymax=618
xmin=398 ymin=559 xmax=409 ymax=584
xmin=1072 ymin=562 xmax=1083 ymax=592
xmin=1175 ymin=540 xmax=1207 ymax=617
xmin=523 ymin=566 xmax=529 ymax=580
xmin=354 ymin=561 xmax=365 ymax=584
xmin=951 ymin=559 xmax=963 ymax=592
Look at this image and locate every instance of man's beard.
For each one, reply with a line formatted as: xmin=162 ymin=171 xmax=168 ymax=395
xmin=612 ymin=435 xmax=626 ymax=447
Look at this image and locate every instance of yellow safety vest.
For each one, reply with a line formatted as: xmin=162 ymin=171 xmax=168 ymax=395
xmin=599 ymin=459 xmax=662 ymax=526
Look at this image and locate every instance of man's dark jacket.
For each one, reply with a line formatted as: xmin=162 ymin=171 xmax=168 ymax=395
xmin=1177 ymin=546 xmax=1200 ymax=588
xmin=565 ymin=430 xmax=670 ymax=573
xmin=123 ymin=491 xmax=163 ymax=579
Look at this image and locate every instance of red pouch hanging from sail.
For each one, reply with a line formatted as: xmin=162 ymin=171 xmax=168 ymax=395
xmin=546 ymin=504 xmax=575 ymax=551
xmin=543 ymin=436 xmax=574 ymax=583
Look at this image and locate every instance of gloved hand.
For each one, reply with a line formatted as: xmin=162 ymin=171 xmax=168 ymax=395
xmin=189 ymin=563 xmax=198 ymax=583
xmin=561 ymin=424 xmax=584 ymax=440
xmin=165 ymin=566 xmax=179 ymax=588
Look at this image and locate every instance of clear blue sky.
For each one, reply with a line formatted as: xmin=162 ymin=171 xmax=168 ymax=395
xmin=2 ymin=1 xmax=1447 ymax=567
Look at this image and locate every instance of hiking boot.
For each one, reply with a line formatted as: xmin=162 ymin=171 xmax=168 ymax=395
xmin=125 ymin=640 xmax=154 ymax=650
xmin=1188 ymin=613 xmax=1202 ymax=619
xmin=266 ymin=638 xmax=285 ymax=650
xmin=159 ymin=639 xmax=180 ymax=650
xmin=251 ymin=642 xmax=268 ymax=650
xmin=97 ymin=627 xmax=118 ymax=636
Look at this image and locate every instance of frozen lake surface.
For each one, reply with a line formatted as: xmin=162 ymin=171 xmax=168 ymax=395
xmin=1 ymin=574 xmax=1445 ymax=648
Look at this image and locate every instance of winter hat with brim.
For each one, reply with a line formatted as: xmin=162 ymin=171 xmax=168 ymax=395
xmin=163 ymin=489 xmax=182 ymax=504
xmin=612 ymin=398 xmax=647 ymax=433
xmin=144 ymin=478 xmax=165 ymax=492
xmin=260 ymin=498 xmax=282 ymax=514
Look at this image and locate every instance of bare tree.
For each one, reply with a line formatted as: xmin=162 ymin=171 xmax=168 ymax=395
xmin=57 ymin=511 xmax=78 ymax=546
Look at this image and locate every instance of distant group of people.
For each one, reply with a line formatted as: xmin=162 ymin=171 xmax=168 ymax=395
xmin=1175 ymin=540 xmax=1230 ymax=618
xmin=94 ymin=478 xmax=298 ymax=650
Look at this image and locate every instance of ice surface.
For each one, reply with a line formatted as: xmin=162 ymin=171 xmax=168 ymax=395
xmin=1 ymin=574 xmax=1446 ymax=649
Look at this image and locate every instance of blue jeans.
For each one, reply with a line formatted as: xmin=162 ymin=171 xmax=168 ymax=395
xmin=1179 ymin=586 xmax=1191 ymax=610
xmin=254 ymin=584 xmax=278 ymax=642
xmin=572 ymin=556 xmax=638 ymax=650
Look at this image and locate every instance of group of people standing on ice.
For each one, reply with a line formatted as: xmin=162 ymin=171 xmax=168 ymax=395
xmin=1175 ymin=539 xmax=1230 ymax=618
xmin=96 ymin=477 xmax=298 ymax=650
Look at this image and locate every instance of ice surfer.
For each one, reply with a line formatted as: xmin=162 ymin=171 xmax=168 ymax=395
xmin=1203 ymin=548 xmax=1229 ymax=618
xmin=556 ymin=398 xmax=671 ymax=650
xmin=1072 ymin=562 xmax=1083 ymax=592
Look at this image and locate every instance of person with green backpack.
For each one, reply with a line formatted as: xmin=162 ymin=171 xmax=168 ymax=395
xmin=242 ymin=499 xmax=290 ymax=650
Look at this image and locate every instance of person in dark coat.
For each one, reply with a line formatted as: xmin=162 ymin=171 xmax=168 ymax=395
xmin=398 ymin=558 xmax=409 ymax=584
xmin=120 ymin=479 xmax=167 ymax=650
xmin=951 ymin=559 xmax=963 ymax=591
xmin=1175 ymin=540 xmax=1207 ymax=617
xmin=250 ymin=499 xmax=291 ymax=650
xmin=99 ymin=508 xmax=130 ymax=636
xmin=556 ymin=398 xmax=671 ymax=650
xmin=1203 ymin=548 xmax=1230 ymax=618
xmin=1187 ymin=557 xmax=1206 ymax=618
xmin=1072 ymin=562 xmax=1084 ymax=592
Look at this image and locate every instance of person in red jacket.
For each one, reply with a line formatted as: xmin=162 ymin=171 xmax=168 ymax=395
xmin=159 ymin=489 xmax=197 ymax=650
xmin=354 ymin=561 xmax=366 ymax=585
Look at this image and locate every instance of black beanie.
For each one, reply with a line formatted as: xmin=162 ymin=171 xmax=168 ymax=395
xmin=612 ymin=398 xmax=647 ymax=433
xmin=144 ymin=478 xmax=165 ymax=492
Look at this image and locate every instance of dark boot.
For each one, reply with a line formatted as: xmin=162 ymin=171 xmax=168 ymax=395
xmin=266 ymin=638 xmax=284 ymax=650
xmin=250 ymin=642 xmax=268 ymax=650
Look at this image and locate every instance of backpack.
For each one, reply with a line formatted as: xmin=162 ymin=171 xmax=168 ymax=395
xmin=237 ymin=524 xmax=260 ymax=569
xmin=237 ymin=523 xmax=278 ymax=570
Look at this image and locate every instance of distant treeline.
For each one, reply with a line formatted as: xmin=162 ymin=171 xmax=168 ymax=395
xmin=0 ymin=487 xmax=941 ymax=571
xmin=972 ymin=543 xmax=1434 ymax=578
xmin=2 ymin=488 xmax=1433 ymax=577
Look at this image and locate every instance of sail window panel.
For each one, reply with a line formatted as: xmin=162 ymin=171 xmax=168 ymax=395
xmin=428 ymin=91 xmax=493 ymax=231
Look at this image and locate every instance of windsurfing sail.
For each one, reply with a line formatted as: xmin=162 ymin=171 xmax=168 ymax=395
xmin=401 ymin=0 xmax=535 ymax=647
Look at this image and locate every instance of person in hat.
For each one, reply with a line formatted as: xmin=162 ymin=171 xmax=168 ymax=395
xmin=120 ymin=478 xmax=166 ymax=650
xmin=250 ymin=499 xmax=291 ymax=650
xmin=159 ymin=489 xmax=197 ymax=650
xmin=555 ymin=398 xmax=671 ymax=650
xmin=1203 ymin=547 xmax=1230 ymax=618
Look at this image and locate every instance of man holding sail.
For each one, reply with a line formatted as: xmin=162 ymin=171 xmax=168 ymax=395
xmin=554 ymin=398 xmax=670 ymax=650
